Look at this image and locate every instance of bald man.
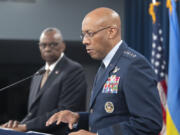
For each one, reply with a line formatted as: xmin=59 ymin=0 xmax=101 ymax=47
xmin=46 ymin=8 xmax=162 ymax=135
xmin=1 ymin=27 xmax=87 ymax=135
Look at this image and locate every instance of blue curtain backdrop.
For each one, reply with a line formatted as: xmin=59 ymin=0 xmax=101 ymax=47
xmin=123 ymin=0 xmax=173 ymax=65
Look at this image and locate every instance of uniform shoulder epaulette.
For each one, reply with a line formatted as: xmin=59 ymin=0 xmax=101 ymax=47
xmin=123 ymin=50 xmax=137 ymax=58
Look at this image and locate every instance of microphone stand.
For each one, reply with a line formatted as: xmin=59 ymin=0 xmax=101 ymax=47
xmin=0 ymin=70 xmax=46 ymax=92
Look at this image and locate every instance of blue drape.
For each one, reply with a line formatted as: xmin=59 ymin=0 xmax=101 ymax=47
xmin=124 ymin=0 xmax=172 ymax=64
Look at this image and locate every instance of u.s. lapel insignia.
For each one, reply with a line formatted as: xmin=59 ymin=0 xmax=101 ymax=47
xmin=113 ymin=66 xmax=120 ymax=74
xmin=104 ymin=101 xmax=114 ymax=113
xmin=55 ymin=70 xmax=59 ymax=74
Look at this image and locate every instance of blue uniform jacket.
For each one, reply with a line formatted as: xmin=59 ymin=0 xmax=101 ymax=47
xmin=78 ymin=41 xmax=162 ymax=135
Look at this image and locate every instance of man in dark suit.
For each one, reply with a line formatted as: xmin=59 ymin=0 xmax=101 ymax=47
xmin=46 ymin=7 xmax=163 ymax=135
xmin=2 ymin=27 xmax=87 ymax=135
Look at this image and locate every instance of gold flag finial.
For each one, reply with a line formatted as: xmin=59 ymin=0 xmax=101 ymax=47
xmin=166 ymin=0 xmax=172 ymax=14
xmin=149 ymin=2 xmax=160 ymax=24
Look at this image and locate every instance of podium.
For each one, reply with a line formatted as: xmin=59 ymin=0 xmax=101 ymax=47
xmin=0 ymin=127 xmax=52 ymax=135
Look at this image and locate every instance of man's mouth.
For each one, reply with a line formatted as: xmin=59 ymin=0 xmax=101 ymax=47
xmin=86 ymin=49 xmax=93 ymax=54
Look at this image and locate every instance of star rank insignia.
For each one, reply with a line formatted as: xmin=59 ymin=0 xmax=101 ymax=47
xmin=123 ymin=51 xmax=136 ymax=58
xmin=113 ymin=66 xmax=120 ymax=73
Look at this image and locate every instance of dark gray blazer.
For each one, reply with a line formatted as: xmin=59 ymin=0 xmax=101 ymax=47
xmin=21 ymin=55 xmax=87 ymax=135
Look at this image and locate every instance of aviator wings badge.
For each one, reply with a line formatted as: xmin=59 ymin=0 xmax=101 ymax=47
xmin=112 ymin=66 xmax=120 ymax=74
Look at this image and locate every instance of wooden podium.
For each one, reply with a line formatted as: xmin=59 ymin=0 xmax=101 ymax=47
xmin=0 ymin=127 xmax=52 ymax=135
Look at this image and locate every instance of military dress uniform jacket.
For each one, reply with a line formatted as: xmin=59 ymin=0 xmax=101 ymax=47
xmin=21 ymin=55 xmax=87 ymax=135
xmin=78 ymin=42 xmax=162 ymax=135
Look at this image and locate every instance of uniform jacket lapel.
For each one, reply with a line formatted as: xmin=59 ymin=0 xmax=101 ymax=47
xmin=89 ymin=42 xmax=127 ymax=109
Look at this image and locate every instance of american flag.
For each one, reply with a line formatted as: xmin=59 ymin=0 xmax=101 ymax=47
xmin=149 ymin=2 xmax=167 ymax=135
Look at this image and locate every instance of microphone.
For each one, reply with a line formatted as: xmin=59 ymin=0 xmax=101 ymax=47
xmin=0 ymin=69 xmax=46 ymax=92
xmin=35 ymin=69 xmax=46 ymax=75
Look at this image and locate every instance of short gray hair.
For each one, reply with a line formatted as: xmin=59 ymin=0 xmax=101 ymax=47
xmin=39 ymin=27 xmax=63 ymax=41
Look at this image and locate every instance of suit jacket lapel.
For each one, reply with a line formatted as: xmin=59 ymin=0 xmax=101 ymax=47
xmin=29 ymin=56 xmax=67 ymax=111
xmin=89 ymin=42 xmax=127 ymax=109
xmin=28 ymin=73 xmax=43 ymax=111
xmin=35 ymin=69 xmax=58 ymax=100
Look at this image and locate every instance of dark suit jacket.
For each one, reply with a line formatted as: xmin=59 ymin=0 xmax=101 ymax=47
xmin=78 ymin=41 xmax=162 ymax=135
xmin=21 ymin=55 xmax=87 ymax=135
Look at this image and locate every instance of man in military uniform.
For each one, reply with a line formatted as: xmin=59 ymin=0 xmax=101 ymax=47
xmin=46 ymin=7 xmax=162 ymax=135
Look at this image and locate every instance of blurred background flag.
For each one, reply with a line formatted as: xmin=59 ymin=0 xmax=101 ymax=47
xmin=166 ymin=0 xmax=180 ymax=135
xmin=149 ymin=1 xmax=167 ymax=135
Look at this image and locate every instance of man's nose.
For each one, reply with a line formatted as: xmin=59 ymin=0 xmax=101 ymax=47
xmin=82 ymin=36 xmax=90 ymax=45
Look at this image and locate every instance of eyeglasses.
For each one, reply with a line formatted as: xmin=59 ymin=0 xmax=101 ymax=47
xmin=39 ymin=42 xmax=59 ymax=49
xmin=80 ymin=26 xmax=111 ymax=40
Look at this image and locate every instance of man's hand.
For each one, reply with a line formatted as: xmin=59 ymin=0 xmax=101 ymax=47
xmin=12 ymin=124 xmax=27 ymax=132
xmin=1 ymin=120 xmax=27 ymax=132
xmin=69 ymin=130 xmax=96 ymax=135
xmin=1 ymin=120 xmax=19 ymax=128
xmin=46 ymin=110 xmax=79 ymax=129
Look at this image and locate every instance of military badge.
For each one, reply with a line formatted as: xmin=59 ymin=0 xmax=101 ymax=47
xmin=112 ymin=66 xmax=120 ymax=73
xmin=123 ymin=50 xmax=136 ymax=58
xmin=105 ymin=101 xmax=114 ymax=113
xmin=102 ymin=75 xmax=120 ymax=94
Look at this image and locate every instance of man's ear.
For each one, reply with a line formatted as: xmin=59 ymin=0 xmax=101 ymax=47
xmin=108 ymin=27 xmax=118 ymax=39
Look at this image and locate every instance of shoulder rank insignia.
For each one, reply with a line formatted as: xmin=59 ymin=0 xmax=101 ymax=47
xmin=123 ymin=50 xmax=136 ymax=58
xmin=113 ymin=66 xmax=120 ymax=74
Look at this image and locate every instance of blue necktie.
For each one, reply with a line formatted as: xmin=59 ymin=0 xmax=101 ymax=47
xmin=89 ymin=62 xmax=106 ymax=107
xmin=96 ymin=62 xmax=106 ymax=84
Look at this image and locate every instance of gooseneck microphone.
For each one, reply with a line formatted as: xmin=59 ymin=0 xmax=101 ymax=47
xmin=0 ymin=69 xmax=46 ymax=92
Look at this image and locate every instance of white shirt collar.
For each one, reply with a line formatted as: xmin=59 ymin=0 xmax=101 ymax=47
xmin=44 ymin=52 xmax=64 ymax=74
xmin=103 ymin=40 xmax=122 ymax=68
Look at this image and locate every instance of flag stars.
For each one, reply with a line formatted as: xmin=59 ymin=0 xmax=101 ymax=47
xmin=159 ymin=29 xmax=162 ymax=35
xmin=152 ymin=43 xmax=156 ymax=48
xmin=153 ymin=34 xmax=157 ymax=40
xmin=155 ymin=69 xmax=158 ymax=74
xmin=151 ymin=23 xmax=166 ymax=81
xmin=160 ymin=72 xmax=165 ymax=77
xmin=161 ymin=65 xmax=165 ymax=70
xmin=158 ymin=46 xmax=162 ymax=51
xmin=160 ymin=37 xmax=163 ymax=42
xmin=151 ymin=59 xmax=154 ymax=64
xmin=155 ymin=61 xmax=160 ymax=67
xmin=156 ymin=53 xmax=161 ymax=59
xmin=152 ymin=51 xmax=155 ymax=56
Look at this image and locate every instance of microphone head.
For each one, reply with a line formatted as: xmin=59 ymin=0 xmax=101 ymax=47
xmin=35 ymin=69 xmax=46 ymax=75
